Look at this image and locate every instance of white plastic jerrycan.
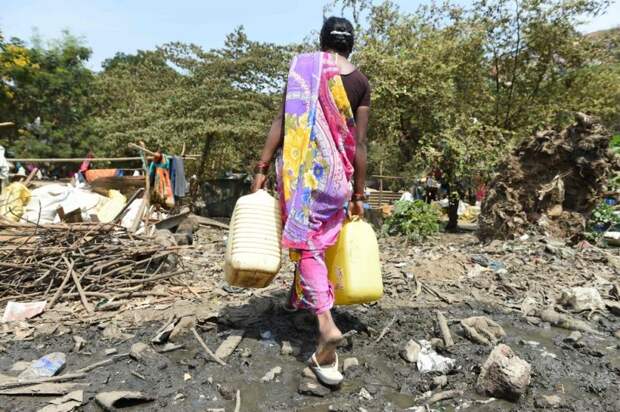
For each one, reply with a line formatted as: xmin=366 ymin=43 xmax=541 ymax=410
xmin=224 ymin=190 xmax=282 ymax=288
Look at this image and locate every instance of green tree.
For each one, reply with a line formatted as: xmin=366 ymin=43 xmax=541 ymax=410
xmin=0 ymin=30 xmax=96 ymax=159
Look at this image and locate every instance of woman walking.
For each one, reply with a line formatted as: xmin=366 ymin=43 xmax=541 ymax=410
xmin=251 ymin=16 xmax=370 ymax=385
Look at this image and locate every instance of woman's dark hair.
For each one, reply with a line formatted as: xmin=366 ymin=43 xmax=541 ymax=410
xmin=320 ymin=16 xmax=354 ymax=57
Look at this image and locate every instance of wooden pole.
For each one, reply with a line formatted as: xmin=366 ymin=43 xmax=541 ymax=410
xmin=6 ymin=156 xmax=198 ymax=163
xmin=379 ymin=161 xmax=384 ymax=207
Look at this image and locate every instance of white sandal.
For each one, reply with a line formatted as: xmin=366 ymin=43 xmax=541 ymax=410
xmin=309 ymin=352 xmax=344 ymax=386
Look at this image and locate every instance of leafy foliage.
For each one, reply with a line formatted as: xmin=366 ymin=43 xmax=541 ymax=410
xmin=0 ymin=0 xmax=618 ymax=187
xmin=383 ymin=200 xmax=441 ymax=241
xmin=0 ymin=30 xmax=95 ymax=159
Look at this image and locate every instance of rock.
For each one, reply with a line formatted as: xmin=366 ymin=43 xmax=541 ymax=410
xmin=343 ymin=357 xmax=359 ymax=372
xmin=302 ymin=367 xmax=318 ymax=381
xmin=564 ymin=331 xmax=582 ymax=343
xmin=476 ymin=344 xmax=531 ymax=401
xmin=104 ymin=348 xmax=118 ymax=356
xmin=102 ymin=323 xmax=134 ymax=341
xmin=604 ymin=300 xmax=620 ymax=316
xmin=73 ymin=336 xmax=86 ymax=352
xmin=214 ymin=330 xmax=244 ymax=359
xmin=260 ymin=366 xmax=282 ymax=382
xmin=535 ymin=394 xmax=562 ymax=409
xmin=280 ymin=341 xmax=296 ymax=356
xmin=461 ymin=316 xmax=506 ymax=346
xmin=400 ymin=339 xmax=421 ymax=363
xmin=298 ymin=378 xmax=330 ymax=397
xmin=95 ymin=391 xmax=153 ymax=410
xmin=9 ymin=361 xmax=31 ymax=372
xmin=559 ymin=287 xmax=604 ymax=312
xmin=431 ymin=375 xmax=448 ymax=389
xmin=130 ymin=342 xmax=151 ymax=361
xmin=358 ymin=387 xmax=373 ymax=400
xmin=217 ymin=383 xmax=235 ymax=400
xmin=614 ymin=330 xmax=620 ymax=339
xmin=169 ymin=316 xmax=195 ymax=341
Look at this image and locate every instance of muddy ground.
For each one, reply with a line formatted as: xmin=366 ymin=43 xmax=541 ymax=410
xmin=1 ymin=227 xmax=620 ymax=411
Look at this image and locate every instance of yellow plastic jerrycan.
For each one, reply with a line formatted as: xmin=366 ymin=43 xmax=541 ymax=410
xmin=326 ymin=217 xmax=383 ymax=305
xmin=224 ymin=190 xmax=282 ymax=288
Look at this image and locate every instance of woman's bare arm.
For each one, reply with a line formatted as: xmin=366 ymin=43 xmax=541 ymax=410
xmin=259 ymin=105 xmax=285 ymax=164
xmin=251 ymin=105 xmax=284 ymax=192
xmin=353 ymin=106 xmax=369 ymax=195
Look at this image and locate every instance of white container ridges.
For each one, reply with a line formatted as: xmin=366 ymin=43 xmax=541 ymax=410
xmin=224 ymin=190 xmax=282 ymax=288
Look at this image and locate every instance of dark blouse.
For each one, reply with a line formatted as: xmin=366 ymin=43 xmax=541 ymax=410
xmin=341 ymin=69 xmax=371 ymax=114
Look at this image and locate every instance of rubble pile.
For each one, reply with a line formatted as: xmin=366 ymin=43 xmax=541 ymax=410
xmin=0 ymin=222 xmax=183 ymax=309
xmin=479 ymin=113 xmax=617 ymax=240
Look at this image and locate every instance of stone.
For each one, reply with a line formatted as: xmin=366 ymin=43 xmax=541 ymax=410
xmin=129 ymin=342 xmax=151 ymax=361
xmin=343 ymin=357 xmax=359 ymax=372
xmin=559 ymin=287 xmax=604 ymax=312
xmin=169 ymin=316 xmax=195 ymax=341
xmin=614 ymin=330 xmax=620 ymax=339
xmin=280 ymin=341 xmax=294 ymax=356
xmin=358 ymin=387 xmax=373 ymax=400
xmin=431 ymin=375 xmax=448 ymax=389
xmin=400 ymin=339 xmax=421 ymax=363
xmin=476 ymin=344 xmax=531 ymax=401
xmin=214 ymin=330 xmax=244 ymax=359
xmin=604 ymin=300 xmax=620 ymax=316
xmin=564 ymin=331 xmax=582 ymax=343
xmin=73 ymin=336 xmax=86 ymax=352
xmin=260 ymin=366 xmax=282 ymax=382
xmin=461 ymin=316 xmax=506 ymax=346
xmin=535 ymin=394 xmax=562 ymax=409
xmin=302 ymin=367 xmax=318 ymax=381
xmin=217 ymin=383 xmax=235 ymax=400
xmin=298 ymin=378 xmax=330 ymax=397
xmin=9 ymin=361 xmax=31 ymax=372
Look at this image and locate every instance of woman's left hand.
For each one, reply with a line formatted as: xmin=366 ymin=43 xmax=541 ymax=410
xmin=349 ymin=200 xmax=365 ymax=218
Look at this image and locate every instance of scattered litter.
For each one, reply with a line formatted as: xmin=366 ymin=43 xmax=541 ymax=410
xmin=38 ymin=390 xmax=83 ymax=412
xmin=2 ymin=301 xmax=46 ymax=323
xmin=261 ymin=366 xmax=282 ymax=382
xmin=72 ymin=336 xmax=86 ymax=352
xmin=416 ymin=340 xmax=455 ymax=373
xmin=401 ymin=339 xmax=421 ymax=364
xmin=559 ymin=287 xmax=604 ymax=311
xmin=183 ymin=373 xmax=191 ymax=382
xmin=461 ymin=316 xmax=506 ymax=345
xmin=95 ymin=391 xmax=154 ymax=410
xmin=18 ymin=352 xmax=66 ymax=381
xmin=343 ymin=357 xmax=359 ymax=372
xmin=358 ymin=387 xmax=373 ymax=400
xmin=214 ymin=330 xmax=244 ymax=359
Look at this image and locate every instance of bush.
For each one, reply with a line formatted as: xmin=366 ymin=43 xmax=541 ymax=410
xmin=586 ymin=201 xmax=620 ymax=241
xmin=383 ymin=200 xmax=441 ymax=242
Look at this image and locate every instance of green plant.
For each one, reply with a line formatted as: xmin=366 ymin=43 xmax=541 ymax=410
xmin=383 ymin=200 xmax=441 ymax=242
xmin=585 ymin=202 xmax=620 ymax=242
xmin=589 ymin=202 xmax=620 ymax=228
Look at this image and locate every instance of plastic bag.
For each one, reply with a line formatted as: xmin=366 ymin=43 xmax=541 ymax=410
xmin=0 ymin=183 xmax=31 ymax=222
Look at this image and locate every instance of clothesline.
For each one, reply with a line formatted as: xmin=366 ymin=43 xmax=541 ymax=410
xmin=6 ymin=155 xmax=199 ymax=163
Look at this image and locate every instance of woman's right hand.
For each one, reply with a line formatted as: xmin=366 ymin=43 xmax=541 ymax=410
xmin=251 ymin=173 xmax=267 ymax=192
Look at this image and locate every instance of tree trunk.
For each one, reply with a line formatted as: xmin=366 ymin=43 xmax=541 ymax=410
xmin=446 ymin=192 xmax=459 ymax=232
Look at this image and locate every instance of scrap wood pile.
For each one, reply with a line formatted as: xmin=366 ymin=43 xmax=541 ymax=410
xmin=480 ymin=112 xmax=619 ymax=241
xmin=0 ymin=221 xmax=185 ymax=311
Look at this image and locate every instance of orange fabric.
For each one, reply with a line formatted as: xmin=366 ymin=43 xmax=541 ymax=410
xmin=84 ymin=169 xmax=117 ymax=183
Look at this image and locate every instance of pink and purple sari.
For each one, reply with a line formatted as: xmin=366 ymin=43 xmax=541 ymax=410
xmin=277 ymin=52 xmax=356 ymax=252
xmin=277 ymin=52 xmax=357 ymax=313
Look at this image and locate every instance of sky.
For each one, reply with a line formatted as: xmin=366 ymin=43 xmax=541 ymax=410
xmin=1 ymin=0 xmax=619 ymax=70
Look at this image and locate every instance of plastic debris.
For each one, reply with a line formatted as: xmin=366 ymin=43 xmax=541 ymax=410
xmin=2 ymin=300 xmax=46 ymax=323
xmin=416 ymin=340 xmax=455 ymax=373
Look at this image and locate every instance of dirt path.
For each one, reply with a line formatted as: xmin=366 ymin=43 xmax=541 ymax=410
xmin=1 ymin=229 xmax=619 ymax=411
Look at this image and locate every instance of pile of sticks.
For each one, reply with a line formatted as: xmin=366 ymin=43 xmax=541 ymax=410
xmin=0 ymin=222 xmax=185 ymax=312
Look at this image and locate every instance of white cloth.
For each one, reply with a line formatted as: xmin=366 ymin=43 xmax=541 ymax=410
xmin=0 ymin=145 xmax=9 ymax=192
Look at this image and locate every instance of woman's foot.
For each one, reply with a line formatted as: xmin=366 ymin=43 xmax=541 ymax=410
xmin=314 ymin=312 xmax=343 ymax=365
